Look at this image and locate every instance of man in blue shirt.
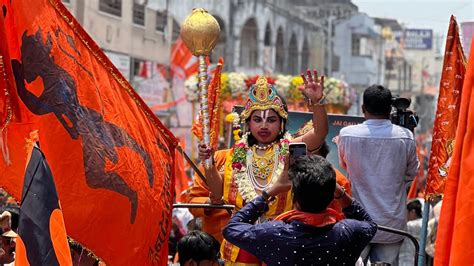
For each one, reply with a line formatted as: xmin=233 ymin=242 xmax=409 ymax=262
xmin=223 ymin=155 xmax=377 ymax=265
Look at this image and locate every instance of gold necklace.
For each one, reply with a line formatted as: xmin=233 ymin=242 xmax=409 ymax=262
xmin=253 ymin=141 xmax=277 ymax=151
xmin=251 ymin=146 xmax=275 ymax=180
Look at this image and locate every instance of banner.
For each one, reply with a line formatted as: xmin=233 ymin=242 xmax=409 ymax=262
xmin=0 ymin=1 xmax=178 ymax=265
xmin=435 ymin=37 xmax=474 ymax=265
xmin=425 ymin=16 xmax=467 ymax=199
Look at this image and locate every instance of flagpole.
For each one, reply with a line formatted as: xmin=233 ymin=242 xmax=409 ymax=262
xmin=180 ymin=8 xmax=220 ymax=170
xmin=197 ymin=55 xmax=211 ymax=169
xmin=418 ymin=200 xmax=430 ymax=266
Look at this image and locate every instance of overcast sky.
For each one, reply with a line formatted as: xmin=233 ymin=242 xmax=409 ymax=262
xmin=352 ymin=0 xmax=474 ymax=36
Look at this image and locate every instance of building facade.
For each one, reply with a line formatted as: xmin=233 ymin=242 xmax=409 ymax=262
xmin=332 ymin=13 xmax=383 ymax=91
xmin=293 ymin=0 xmax=358 ymax=76
xmin=63 ymin=0 xmax=325 ymax=78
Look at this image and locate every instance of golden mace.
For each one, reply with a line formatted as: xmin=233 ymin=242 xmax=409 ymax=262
xmin=180 ymin=8 xmax=220 ymax=169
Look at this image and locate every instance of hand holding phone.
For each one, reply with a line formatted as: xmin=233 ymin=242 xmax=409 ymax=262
xmin=289 ymin=142 xmax=307 ymax=158
xmin=289 ymin=142 xmax=307 ymax=166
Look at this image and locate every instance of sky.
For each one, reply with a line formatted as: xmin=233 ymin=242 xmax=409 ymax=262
xmin=352 ymin=0 xmax=474 ymax=35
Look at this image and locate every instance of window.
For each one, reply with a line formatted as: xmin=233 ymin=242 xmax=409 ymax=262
xmin=171 ymin=20 xmax=180 ymax=42
xmin=156 ymin=11 xmax=166 ymax=32
xmin=99 ymin=0 xmax=122 ymax=17
xmin=240 ymin=19 xmax=259 ymax=68
xmin=133 ymin=2 xmax=145 ymax=26
xmin=351 ymin=34 xmax=360 ymax=56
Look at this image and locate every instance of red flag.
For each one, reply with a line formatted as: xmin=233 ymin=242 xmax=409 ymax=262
xmin=434 ymin=36 xmax=474 ymax=265
xmin=15 ymin=134 xmax=72 ymax=265
xmin=425 ymin=16 xmax=467 ymax=199
xmin=0 ymin=1 xmax=178 ymax=265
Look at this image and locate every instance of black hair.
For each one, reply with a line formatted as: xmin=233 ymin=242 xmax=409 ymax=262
xmin=289 ymin=155 xmax=336 ymax=213
xmin=246 ymin=93 xmax=289 ymax=147
xmin=407 ymin=199 xmax=422 ymax=218
xmin=363 ymin=84 xmax=393 ymax=117
xmin=177 ymin=230 xmax=220 ymax=265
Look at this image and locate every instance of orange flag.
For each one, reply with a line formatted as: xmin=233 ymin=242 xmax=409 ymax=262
xmin=0 ymin=1 xmax=178 ymax=265
xmin=192 ymin=57 xmax=224 ymax=150
xmin=408 ymin=148 xmax=424 ymax=199
xmin=15 ymin=134 xmax=73 ymax=265
xmin=434 ymin=36 xmax=474 ymax=265
xmin=174 ymin=137 xmax=190 ymax=198
xmin=425 ymin=16 xmax=467 ymax=199
xmin=170 ymin=38 xmax=200 ymax=79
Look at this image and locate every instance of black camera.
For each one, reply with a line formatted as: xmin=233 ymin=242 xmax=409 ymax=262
xmin=390 ymin=97 xmax=419 ymax=133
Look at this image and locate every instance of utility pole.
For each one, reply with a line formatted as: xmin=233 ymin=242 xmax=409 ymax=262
xmin=421 ymin=57 xmax=425 ymax=94
xmin=227 ymin=0 xmax=236 ymax=71
xmin=327 ymin=16 xmax=335 ymax=77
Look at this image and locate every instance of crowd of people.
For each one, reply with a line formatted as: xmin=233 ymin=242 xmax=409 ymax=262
xmin=0 ymin=70 xmax=439 ymax=265
xmin=176 ymin=70 xmax=438 ymax=266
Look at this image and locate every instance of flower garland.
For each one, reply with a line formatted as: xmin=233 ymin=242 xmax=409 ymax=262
xmin=220 ymin=72 xmax=230 ymax=98
xmin=184 ymin=72 xmax=354 ymax=111
xmin=231 ymin=132 xmax=291 ymax=202
xmin=227 ymin=72 xmax=248 ymax=97
xmin=275 ymin=75 xmax=293 ymax=98
xmin=289 ymin=76 xmax=304 ymax=101
xmin=324 ymin=77 xmax=353 ymax=107
xmin=225 ymin=112 xmax=241 ymax=142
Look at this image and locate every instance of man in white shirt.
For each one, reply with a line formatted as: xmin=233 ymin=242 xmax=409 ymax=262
xmin=337 ymin=85 xmax=419 ymax=266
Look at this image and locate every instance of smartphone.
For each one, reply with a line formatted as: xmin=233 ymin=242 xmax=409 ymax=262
xmin=289 ymin=142 xmax=307 ymax=158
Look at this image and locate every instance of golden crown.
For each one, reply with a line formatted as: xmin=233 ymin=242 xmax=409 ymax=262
xmin=240 ymin=77 xmax=288 ymax=120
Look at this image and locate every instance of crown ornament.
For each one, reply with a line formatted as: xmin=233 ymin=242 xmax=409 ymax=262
xmin=240 ymin=76 xmax=288 ymax=120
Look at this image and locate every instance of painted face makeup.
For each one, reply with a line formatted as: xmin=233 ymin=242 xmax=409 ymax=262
xmin=261 ymin=110 xmax=270 ymax=128
xmin=249 ymin=109 xmax=281 ymax=145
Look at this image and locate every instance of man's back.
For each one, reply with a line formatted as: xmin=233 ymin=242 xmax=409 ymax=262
xmin=223 ymin=197 xmax=377 ymax=266
xmin=338 ymin=119 xmax=419 ymax=242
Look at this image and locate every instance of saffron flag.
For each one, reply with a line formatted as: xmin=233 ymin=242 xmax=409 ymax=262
xmin=192 ymin=57 xmax=224 ymax=150
xmin=174 ymin=137 xmax=190 ymax=198
xmin=15 ymin=141 xmax=73 ymax=265
xmin=434 ymin=37 xmax=474 ymax=265
xmin=425 ymin=16 xmax=467 ymax=199
xmin=170 ymin=38 xmax=200 ymax=80
xmin=0 ymin=1 xmax=178 ymax=265
xmin=408 ymin=147 xmax=425 ymax=199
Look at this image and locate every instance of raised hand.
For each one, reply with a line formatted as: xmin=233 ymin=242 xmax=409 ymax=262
xmin=300 ymin=69 xmax=324 ymax=103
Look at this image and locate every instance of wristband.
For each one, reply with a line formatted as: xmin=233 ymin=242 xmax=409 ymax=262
xmin=261 ymin=190 xmax=275 ymax=203
xmin=308 ymin=96 xmax=327 ymax=107
xmin=209 ymin=192 xmax=224 ymax=204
